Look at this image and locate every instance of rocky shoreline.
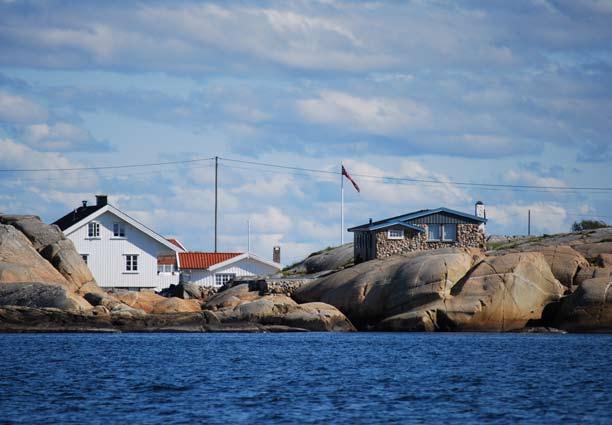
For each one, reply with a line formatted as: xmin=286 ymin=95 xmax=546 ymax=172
xmin=0 ymin=213 xmax=611 ymax=333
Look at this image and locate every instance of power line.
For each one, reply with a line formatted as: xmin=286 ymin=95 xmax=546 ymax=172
xmin=1 ymin=153 xmax=611 ymax=193
xmin=218 ymin=157 xmax=612 ymax=192
xmin=0 ymin=157 xmax=214 ymax=172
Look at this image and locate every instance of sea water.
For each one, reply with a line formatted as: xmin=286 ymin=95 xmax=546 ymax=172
xmin=0 ymin=333 xmax=610 ymax=424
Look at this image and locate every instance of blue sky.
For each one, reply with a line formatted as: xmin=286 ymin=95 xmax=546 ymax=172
xmin=0 ymin=0 xmax=611 ymax=264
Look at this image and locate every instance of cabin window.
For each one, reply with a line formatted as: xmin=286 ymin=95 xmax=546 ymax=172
xmin=81 ymin=254 xmax=88 ymax=265
xmin=215 ymin=273 xmax=236 ymax=286
xmin=157 ymin=264 xmax=175 ymax=273
xmin=443 ymin=224 xmax=457 ymax=241
xmin=427 ymin=224 xmax=441 ymax=241
xmin=125 ymin=254 xmax=138 ymax=272
xmin=113 ymin=222 xmax=125 ymax=237
xmin=87 ymin=222 xmax=100 ymax=238
xmin=388 ymin=229 xmax=404 ymax=240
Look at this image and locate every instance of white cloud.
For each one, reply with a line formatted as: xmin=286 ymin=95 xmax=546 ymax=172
xmin=486 ymin=202 xmax=570 ymax=235
xmin=297 ymin=91 xmax=431 ymax=135
xmin=0 ymin=91 xmax=48 ymax=124
xmin=504 ymin=169 xmax=566 ymax=189
xmin=21 ymin=122 xmax=99 ymax=151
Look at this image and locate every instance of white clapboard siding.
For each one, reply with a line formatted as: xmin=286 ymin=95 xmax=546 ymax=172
xmin=184 ymin=257 xmax=279 ymax=287
xmin=68 ymin=211 xmax=179 ymax=291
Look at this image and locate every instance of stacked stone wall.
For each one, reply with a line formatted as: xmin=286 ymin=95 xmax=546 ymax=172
xmin=375 ymin=224 xmax=485 ymax=259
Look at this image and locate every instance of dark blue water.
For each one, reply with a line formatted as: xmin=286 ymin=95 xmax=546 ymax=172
xmin=0 ymin=333 xmax=611 ymax=424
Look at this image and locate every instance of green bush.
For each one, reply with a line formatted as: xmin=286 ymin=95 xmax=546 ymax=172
xmin=571 ymin=220 xmax=608 ymax=232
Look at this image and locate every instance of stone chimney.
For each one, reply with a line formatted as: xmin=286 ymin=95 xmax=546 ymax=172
xmin=82 ymin=200 xmax=88 ymax=208
xmin=273 ymin=246 xmax=281 ymax=264
xmin=96 ymin=194 xmax=108 ymax=207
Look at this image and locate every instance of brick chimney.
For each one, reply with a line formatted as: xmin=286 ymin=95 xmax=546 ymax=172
xmin=273 ymin=246 xmax=281 ymax=264
xmin=96 ymin=194 xmax=108 ymax=206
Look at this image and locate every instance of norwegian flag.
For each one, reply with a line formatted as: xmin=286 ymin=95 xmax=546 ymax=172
xmin=342 ymin=165 xmax=360 ymax=193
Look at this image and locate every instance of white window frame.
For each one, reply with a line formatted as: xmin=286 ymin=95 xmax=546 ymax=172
xmin=215 ymin=273 xmax=236 ymax=286
xmin=157 ymin=264 xmax=175 ymax=274
xmin=124 ymin=254 xmax=139 ymax=273
xmin=387 ymin=229 xmax=404 ymax=240
xmin=442 ymin=224 xmax=457 ymax=242
xmin=113 ymin=222 xmax=126 ymax=238
xmin=87 ymin=221 xmax=100 ymax=238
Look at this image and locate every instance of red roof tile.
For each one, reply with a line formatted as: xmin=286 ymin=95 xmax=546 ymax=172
xmin=179 ymin=252 xmax=242 ymax=269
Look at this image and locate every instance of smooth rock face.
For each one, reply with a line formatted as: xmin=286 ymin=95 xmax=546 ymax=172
xmin=574 ymin=267 xmax=612 ymax=286
xmin=113 ymin=290 xmax=202 ymax=314
xmin=294 ymin=248 xmax=479 ymax=326
xmin=204 ymin=284 xmax=262 ymax=310
xmin=529 ymin=246 xmax=589 ymax=289
xmin=39 ymin=239 xmax=95 ymax=292
xmin=286 ymin=243 xmax=354 ymax=274
xmin=441 ymin=252 xmax=565 ymax=331
xmin=554 ymin=277 xmax=612 ymax=332
xmin=209 ymin=285 xmax=355 ymax=331
xmin=297 ymin=249 xmax=565 ymax=332
xmin=150 ymin=297 xmax=202 ymax=314
xmin=0 ymin=282 xmax=90 ymax=311
xmin=0 ymin=224 xmax=69 ymax=286
xmin=0 ymin=215 xmax=64 ymax=252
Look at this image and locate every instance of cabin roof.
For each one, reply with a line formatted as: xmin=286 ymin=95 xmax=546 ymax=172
xmin=348 ymin=207 xmax=486 ymax=232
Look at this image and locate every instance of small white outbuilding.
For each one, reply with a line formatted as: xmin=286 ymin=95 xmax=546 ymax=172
xmin=178 ymin=252 xmax=281 ymax=287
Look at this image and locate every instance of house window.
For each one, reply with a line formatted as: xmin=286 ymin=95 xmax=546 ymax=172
xmin=113 ymin=222 xmax=125 ymax=237
xmin=215 ymin=273 xmax=236 ymax=286
xmin=125 ymin=254 xmax=138 ymax=272
xmin=81 ymin=254 xmax=88 ymax=265
xmin=427 ymin=224 xmax=441 ymax=241
xmin=443 ymin=224 xmax=457 ymax=241
xmin=157 ymin=264 xmax=175 ymax=273
xmin=87 ymin=222 xmax=100 ymax=238
xmin=388 ymin=229 xmax=404 ymax=240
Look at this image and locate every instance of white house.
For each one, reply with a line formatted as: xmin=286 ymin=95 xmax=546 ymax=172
xmin=53 ymin=195 xmax=185 ymax=291
xmin=178 ymin=252 xmax=281 ymax=287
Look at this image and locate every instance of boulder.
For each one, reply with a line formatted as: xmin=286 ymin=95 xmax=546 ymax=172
xmin=574 ymin=267 xmax=612 ymax=286
xmin=203 ymin=284 xmax=262 ymax=310
xmin=293 ymin=247 xmax=479 ymax=326
xmin=0 ymin=282 xmax=91 ymax=311
xmin=572 ymin=242 xmax=612 ymax=261
xmin=528 ymin=246 xmax=589 ymax=289
xmin=596 ymin=254 xmax=612 ymax=268
xmin=150 ymin=297 xmax=202 ymax=314
xmin=39 ymin=239 xmax=95 ymax=291
xmin=160 ymin=283 xmax=217 ymax=300
xmin=286 ymin=243 xmax=354 ymax=274
xmin=112 ymin=291 xmax=203 ymax=314
xmin=212 ymin=293 xmax=355 ymax=332
xmin=282 ymin=302 xmax=356 ymax=331
xmin=554 ymin=277 xmax=612 ymax=332
xmin=112 ymin=290 xmax=167 ymax=313
xmin=439 ymin=252 xmax=566 ymax=331
xmin=0 ymin=215 xmax=64 ymax=252
xmin=0 ymin=224 xmax=69 ymax=286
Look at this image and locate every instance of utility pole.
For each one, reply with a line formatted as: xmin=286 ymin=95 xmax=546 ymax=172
xmin=341 ymin=162 xmax=344 ymax=245
xmin=528 ymin=209 xmax=531 ymax=236
xmin=214 ymin=156 xmax=218 ymax=253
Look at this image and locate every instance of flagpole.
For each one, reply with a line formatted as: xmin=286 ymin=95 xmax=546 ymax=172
xmin=341 ymin=161 xmax=344 ymax=245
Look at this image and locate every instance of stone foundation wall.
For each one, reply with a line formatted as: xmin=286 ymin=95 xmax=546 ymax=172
xmin=375 ymin=224 xmax=485 ymax=259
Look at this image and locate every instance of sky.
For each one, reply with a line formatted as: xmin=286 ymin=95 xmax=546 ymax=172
xmin=0 ymin=0 xmax=611 ymax=265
